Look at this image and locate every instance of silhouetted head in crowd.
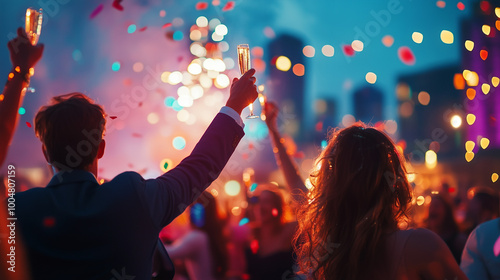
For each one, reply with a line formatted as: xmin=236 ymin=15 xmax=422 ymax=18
xmin=425 ymin=194 xmax=460 ymax=235
xmin=34 ymin=93 xmax=106 ymax=176
xmin=295 ymin=122 xmax=412 ymax=280
xmin=189 ymin=192 xmax=228 ymax=278
xmin=466 ymin=186 xmax=499 ymax=229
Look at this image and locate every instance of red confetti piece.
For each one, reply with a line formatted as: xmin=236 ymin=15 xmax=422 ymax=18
xmin=294 ymin=151 xmax=305 ymax=159
xmin=132 ymin=133 xmax=142 ymax=138
xmin=90 ymin=4 xmax=104 ymax=19
xmin=272 ymin=208 xmax=278 ymax=217
xmin=196 ymin=2 xmax=209 ymax=10
xmin=43 ymin=216 xmax=56 ymax=228
xmin=457 ymin=2 xmax=465 ymax=10
xmin=222 ymin=1 xmax=235 ymax=11
xmin=112 ymin=0 xmax=124 ymax=11
xmin=250 ymin=240 xmax=259 ymax=254
xmin=270 ymin=56 xmax=278 ymax=66
xmin=315 ymin=121 xmax=323 ymax=131
xmin=138 ymin=26 xmax=147 ymax=32
xmin=110 ymin=116 xmax=117 ymax=119
xmin=397 ymin=46 xmax=416 ymax=65
xmin=138 ymin=102 xmax=143 ymax=107
xmin=342 ymin=45 xmax=355 ymax=57
xmin=242 ymin=153 xmax=249 ymax=160
xmin=162 ymin=22 xmax=172 ymax=29
xmin=480 ymin=1 xmax=490 ymax=13
xmin=177 ymin=56 xmax=183 ymax=62
xmin=248 ymin=143 xmax=254 ymax=149
xmin=26 ymin=122 xmax=32 ymax=128
xmin=480 ymin=49 xmax=488 ymax=60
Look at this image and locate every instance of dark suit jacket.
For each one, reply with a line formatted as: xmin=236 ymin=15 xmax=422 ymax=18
xmin=16 ymin=113 xmax=244 ymax=280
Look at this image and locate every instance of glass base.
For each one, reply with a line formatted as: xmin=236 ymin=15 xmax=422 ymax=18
xmin=246 ymin=114 xmax=260 ymax=119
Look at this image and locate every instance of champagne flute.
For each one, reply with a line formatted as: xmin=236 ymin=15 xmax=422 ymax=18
xmin=25 ymin=8 xmax=43 ymax=93
xmin=237 ymin=44 xmax=259 ymax=119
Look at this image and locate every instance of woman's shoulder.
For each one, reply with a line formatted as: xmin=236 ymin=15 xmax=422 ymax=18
xmin=401 ymin=228 xmax=453 ymax=264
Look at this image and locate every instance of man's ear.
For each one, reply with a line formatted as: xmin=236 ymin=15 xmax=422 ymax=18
xmin=97 ymin=139 xmax=105 ymax=159
xmin=42 ymin=144 xmax=50 ymax=163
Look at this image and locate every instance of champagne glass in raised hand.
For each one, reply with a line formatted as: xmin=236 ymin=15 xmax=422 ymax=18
xmin=25 ymin=8 xmax=43 ymax=93
xmin=237 ymin=44 xmax=259 ymax=119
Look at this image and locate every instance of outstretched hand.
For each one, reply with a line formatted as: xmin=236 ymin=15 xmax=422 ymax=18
xmin=7 ymin=27 xmax=44 ymax=72
xmin=226 ymin=69 xmax=258 ymax=115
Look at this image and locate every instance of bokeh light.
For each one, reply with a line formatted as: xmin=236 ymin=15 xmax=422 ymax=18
xmin=303 ymin=45 xmax=315 ymax=57
xmin=450 ymin=115 xmax=462 ymax=128
xmin=480 ymin=137 xmax=490 ymax=149
xmin=111 ymin=62 xmax=121 ymax=71
xmin=292 ymin=63 xmax=305 ymax=76
xmin=466 ymin=114 xmax=476 ymax=125
xmin=172 ymin=136 xmax=186 ymax=150
xmin=276 ymin=56 xmax=292 ymax=71
xmin=412 ymin=32 xmax=423 ymax=44
xmin=321 ymin=45 xmax=335 ymax=57
xmin=365 ymin=72 xmax=377 ymax=84
xmin=224 ymin=180 xmax=241 ymax=196
xmin=351 ymin=40 xmax=363 ymax=52
xmin=465 ymin=40 xmax=474 ymax=51
xmin=425 ymin=150 xmax=437 ymax=169
xmin=440 ymin=30 xmax=454 ymax=44
xmin=417 ymin=91 xmax=430 ymax=105
xmin=382 ymin=35 xmax=394 ymax=47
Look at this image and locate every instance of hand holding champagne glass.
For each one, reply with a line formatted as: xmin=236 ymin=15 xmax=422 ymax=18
xmin=237 ymin=44 xmax=259 ymax=119
xmin=26 ymin=8 xmax=43 ymax=46
xmin=24 ymin=8 xmax=43 ymax=93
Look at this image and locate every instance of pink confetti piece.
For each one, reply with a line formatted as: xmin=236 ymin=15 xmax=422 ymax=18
xmin=26 ymin=122 xmax=32 ymax=128
xmin=222 ymin=1 xmax=235 ymax=11
xmin=112 ymin=0 xmax=124 ymax=11
xmin=457 ymin=2 xmax=465 ymax=10
xmin=398 ymin=46 xmax=416 ymax=65
xmin=110 ymin=116 xmax=117 ymax=120
xmin=132 ymin=133 xmax=142 ymax=138
xmin=162 ymin=22 xmax=172 ymax=29
xmin=196 ymin=2 xmax=209 ymax=10
xmin=177 ymin=56 xmax=183 ymax=62
xmin=90 ymin=4 xmax=104 ymax=19
xmin=342 ymin=45 xmax=355 ymax=57
xmin=494 ymin=235 xmax=500 ymax=256
xmin=139 ymin=26 xmax=147 ymax=32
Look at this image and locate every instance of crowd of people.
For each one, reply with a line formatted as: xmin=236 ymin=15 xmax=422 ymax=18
xmin=1 ymin=27 xmax=500 ymax=280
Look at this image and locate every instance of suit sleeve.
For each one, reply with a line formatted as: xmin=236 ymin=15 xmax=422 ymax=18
xmin=461 ymin=227 xmax=490 ymax=280
xmin=139 ymin=113 xmax=244 ymax=228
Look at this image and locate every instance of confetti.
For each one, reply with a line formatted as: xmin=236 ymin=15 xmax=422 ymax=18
xmin=110 ymin=116 xmax=117 ymax=119
xmin=26 ymin=122 xmax=31 ymax=128
xmin=436 ymin=1 xmax=445 ymax=8
xmin=495 ymin=235 xmax=500 ymax=256
xmin=162 ymin=22 xmax=172 ymax=29
xmin=112 ymin=0 xmax=124 ymax=11
xmin=138 ymin=26 xmax=147 ymax=32
xmin=272 ymin=208 xmax=278 ymax=217
xmin=239 ymin=217 xmax=249 ymax=226
xmin=196 ymin=2 xmax=209 ymax=10
xmin=250 ymin=240 xmax=259 ymax=254
xmin=90 ymin=4 xmax=104 ymax=19
xmin=222 ymin=1 xmax=235 ymax=11
xmin=43 ymin=216 xmax=56 ymax=228
xmin=397 ymin=46 xmax=415 ymax=65
xmin=342 ymin=45 xmax=355 ymax=56
xmin=132 ymin=133 xmax=142 ymax=138
xmin=457 ymin=2 xmax=465 ymax=10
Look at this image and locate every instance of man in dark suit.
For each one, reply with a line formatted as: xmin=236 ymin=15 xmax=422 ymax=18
xmin=15 ymin=69 xmax=258 ymax=280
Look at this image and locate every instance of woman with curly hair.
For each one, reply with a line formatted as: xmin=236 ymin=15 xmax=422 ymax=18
xmin=293 ymin=124 xmax=467 ymax=280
